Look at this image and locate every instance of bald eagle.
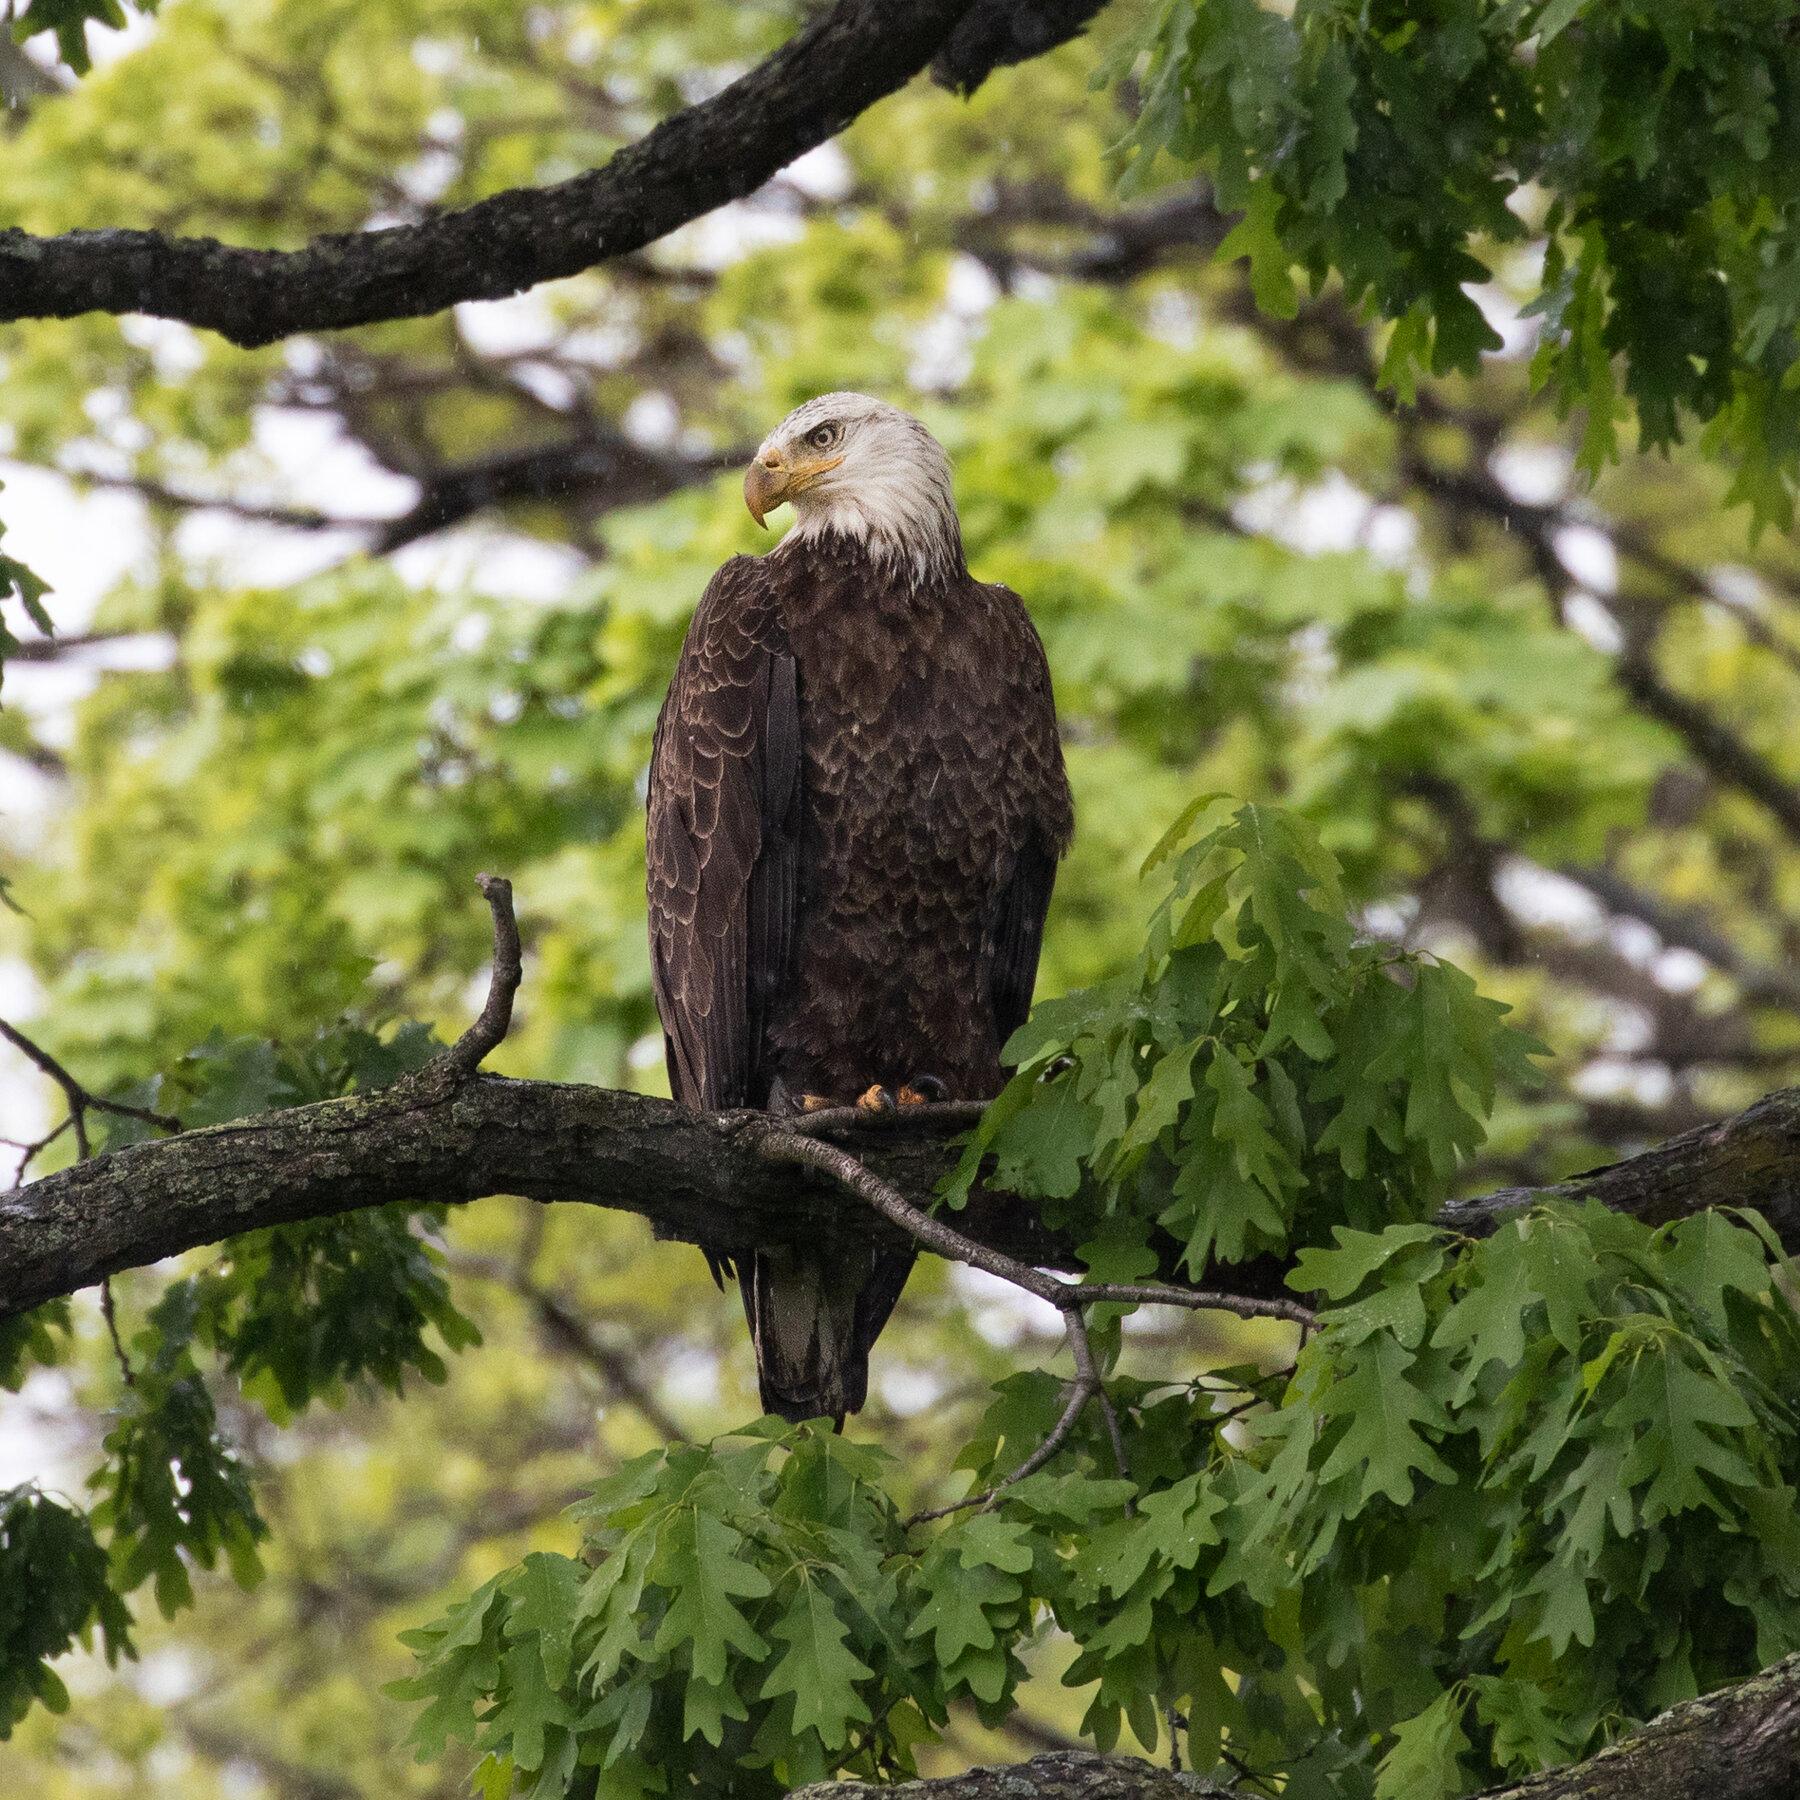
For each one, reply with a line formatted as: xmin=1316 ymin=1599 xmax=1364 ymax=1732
xmin=646 ymin=394 xmax=1074 ymax=1424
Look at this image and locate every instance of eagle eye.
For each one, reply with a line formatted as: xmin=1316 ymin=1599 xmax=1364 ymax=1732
xmin=806 ymin=424 xmax=836 ymax=450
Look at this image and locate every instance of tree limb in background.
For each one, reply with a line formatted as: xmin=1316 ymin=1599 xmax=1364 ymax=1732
xmin=369 ymin=432 xmax=740 ymax=553
xmin=0 ymin=0 xmax=980 ymax=345
xmin=1610 ymin=640 xmax=1800 ymax=844
xmin=445 ymin=1247 xmax=687 ymax=1442
xmin=1560 ymin=862 xmax=1800 ymax=1013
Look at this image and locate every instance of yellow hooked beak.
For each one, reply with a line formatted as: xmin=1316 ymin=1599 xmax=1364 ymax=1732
xmin=743 ymin=449 xmax=843 ymax=527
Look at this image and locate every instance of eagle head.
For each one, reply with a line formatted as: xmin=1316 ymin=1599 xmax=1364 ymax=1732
xmin=744 ymin=392 xmax=964 ymax=586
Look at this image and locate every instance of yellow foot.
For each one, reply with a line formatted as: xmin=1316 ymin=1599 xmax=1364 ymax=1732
xmin=857 ymin=1085 xmax=898 ymax=1114
xmin=798 ymin=1094 xmax=836 ymax=1112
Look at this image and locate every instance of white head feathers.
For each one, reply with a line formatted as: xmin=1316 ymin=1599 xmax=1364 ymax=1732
xmin=746 ymin=392 xmax=965 ymax=587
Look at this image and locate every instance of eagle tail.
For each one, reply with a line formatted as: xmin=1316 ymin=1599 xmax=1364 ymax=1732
xmin=741 ymin=1243 xmax=916 ymax=1426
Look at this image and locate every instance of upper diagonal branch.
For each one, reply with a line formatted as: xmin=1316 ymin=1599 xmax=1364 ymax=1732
xmin=0 ymin=0 xmax=977 ymax=347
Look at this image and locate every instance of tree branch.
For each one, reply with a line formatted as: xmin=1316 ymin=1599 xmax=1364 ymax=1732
xmin=1460 ymin=1649 xmax=1800 ymax=1800
xmin=1436 ymin=1079 xmax=1800 ymax=1245
xmin=1405 ymin=464 xmax=1800 ymax=848
xmin=794 ymin=1653 xmax=1800 ymax=1800
xmin=0 ymin=1015 xmax=182 ymax=1171
xmin=757 ymin=1125 xmax=1313 ymax=1329
xmin=759 ymin=1124 xmax=1303 ymax=1520
xmin=5 ymin=1011 xmax=1800 ymax=1325
xmin=1560 ymin=860 xmax=1800 ymax=1013
xmin=436 ymin=873 xmax=522 ymax=1080
xmin=0 ymin=1065 xmax=1069 ymax=1322
xmin=0 ymin=631 xmax=148 ymax=663
xmin=1610 ymin=639 xmax=1800 ymax=843
xmin=8 ymin=875 xmax=1800 ymax=1327
xmin=369 ymin=432 xmax=739 ymax=553
xmin=0 ymin=0 xmax=979 ymax=346
xmin=930 ymin=1 xmax=1114 ymax=96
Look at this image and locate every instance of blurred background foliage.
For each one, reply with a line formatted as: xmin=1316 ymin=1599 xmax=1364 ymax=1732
xmin=5 ymin=0 xmax=1800 ymax=1793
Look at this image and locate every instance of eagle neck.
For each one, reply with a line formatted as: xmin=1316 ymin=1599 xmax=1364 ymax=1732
xmin=787 ymin=494 xmax=965 ymax=591
xmin=775 ymin=525 xmax=967 ymax=605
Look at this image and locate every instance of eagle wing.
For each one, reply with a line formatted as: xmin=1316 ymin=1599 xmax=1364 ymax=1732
xmin=646 ymin=556 xmax=800 ymax=1112
xmin=985 ymin=586 xmax=1072 ymax=1055
xmin=989 ymin=835 xmax=1059 ymax=1052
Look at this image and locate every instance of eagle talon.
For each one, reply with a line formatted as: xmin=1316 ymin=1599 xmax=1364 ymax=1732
xmin=857 ymin=1085 xmax=899 ymax=1115
xmin=797 ymin=1093 xmax=836 ymax=1113
xmin=897 ymin=1074 xmax=950 ymax=1107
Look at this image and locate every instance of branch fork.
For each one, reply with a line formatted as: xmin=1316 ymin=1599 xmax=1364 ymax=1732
xmin=754 ymin=1125 xmax=1313 ymax=1521
xmin=0 ymin=1017 xmax=182 ymax=1180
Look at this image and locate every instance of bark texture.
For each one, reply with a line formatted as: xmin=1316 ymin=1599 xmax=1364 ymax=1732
xmin=1438 ymin=1079 xmax=1800 ymax=1247
xmin=1467 ymin=1648 xmax=1800 ymax=1798
xmin=0 ymin=1067 xmax=1069 ymax=1320
xmin=7 ymin=1050 xmax=1800 ymax=1324
xmin=794 ymin=1753 xmax=1229 ymax=1800
xmin=0 ymin=0 xmax=976 ymax=346
xmin=788 ymin=1656 xmax=1800 ymax=1800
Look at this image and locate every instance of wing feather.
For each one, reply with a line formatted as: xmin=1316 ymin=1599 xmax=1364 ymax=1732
xmin=989 ymin=835 xmax=1058 ymax=1052
xmin=647 ymin=557 xmax=799 ymax=1112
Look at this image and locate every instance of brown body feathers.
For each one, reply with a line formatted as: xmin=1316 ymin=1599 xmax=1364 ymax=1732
xmin=647 ymin=523 xmax=1072 ymax=1422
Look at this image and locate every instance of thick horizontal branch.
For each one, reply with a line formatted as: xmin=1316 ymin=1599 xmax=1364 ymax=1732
xmin=0 ymin=0 xmax=976 ymax=346
xmin=1436 ymin=1078 xmax=1800 ymax=1245
xmin=6 ymin=1053 xmax=1800 ymax=1324
xmin=787 ymin=1653 xmax=1800 ymax=1800
xmin=1464 ymin=1648 xmax=1800 ymax=1800
xmin=0 ymin=1070 xmax=1068 ymax=1320
xmin=793 ymin=1754 xmax=1214 ymax=1800
xmin=2 ymin=867 xmax=1797 ymax=1322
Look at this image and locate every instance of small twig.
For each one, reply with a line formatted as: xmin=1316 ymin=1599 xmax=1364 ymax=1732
xmin=1205 ymin=1394 xmax=1263 ymax=1427
xmin=1065 ymin=1308 xmax=1133 ymax=1508
xmin=1218 ymin=1742 xmax=1281 ymax=1798
xmin=100 ymin=1278 xmax=135 ymax=1387
xmin=1 ymin=1114 xmax=74 ymax=1185
xmin=0 ymin=1017 xmax=158 ymax=1383
xmin=903 ymin=1376 xmax=1095 ymax=1525
xmin=436 ymin=874 xmax=523 ymax=1079
xmin=0 ymin=1018 xmax=184 ymax=1149
xmin=755 ymin=1128 xmax=1315 ymax=1328
xmin=1095 ymin=1386 xmax=1133 ymax=1495
xmin=1072 ymin=1280 xmax=1315 ymax=1330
